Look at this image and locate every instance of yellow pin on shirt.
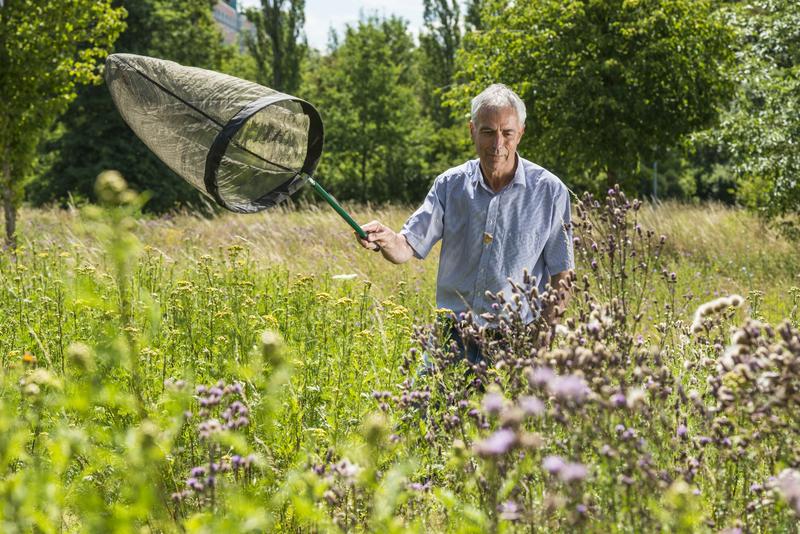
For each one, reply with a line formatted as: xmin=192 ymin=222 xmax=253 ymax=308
xmin=483 ymin=232 xmax=493 ymax=244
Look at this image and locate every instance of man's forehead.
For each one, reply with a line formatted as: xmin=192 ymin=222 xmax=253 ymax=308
xmin=473 ymin=106 xmax=521 ymax=129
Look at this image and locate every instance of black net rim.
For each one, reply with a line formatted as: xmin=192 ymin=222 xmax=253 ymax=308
xmin=204 ymin=94 xmax=324 ymax=213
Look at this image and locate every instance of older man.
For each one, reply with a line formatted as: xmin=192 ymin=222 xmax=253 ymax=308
xmin=358 ymin=84 xmax=574 ymax=358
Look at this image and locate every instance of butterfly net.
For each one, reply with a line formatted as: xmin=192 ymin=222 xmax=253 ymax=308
xmin=105 ymin=53 xmax=323 ymax=212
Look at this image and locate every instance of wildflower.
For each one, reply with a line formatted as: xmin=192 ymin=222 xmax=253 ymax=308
xmin=186 ymin=477 xmax=205 ymax=492
xmin=775 ymin=469 xmax=800 ymax=516
xmin=676 ymin=424 xmax=688 ymax=439
xmin=559 ymin=462 xmax=588 ymax=484
xmin=527 ymin=367 xmax=555 ymax=388
xmin=407 ymin=481 xmax=431 ymax=492
xmin=542 ymin=455 xmax=566 ymax=475
xmin=66 ymin=343 xmax=93 ymax=370
xmin=498 ymin=500 xmax=521 ymax=520
xmin=22 ymin=352 xmax=37 ymax=365
xmin=610 ymin=392 xmax=626 ymax=408
xmin=548 ymin=374 xmax=589 ymax=402
xmin=518 ymin=396 xmax=545 ymax=417
xmin=334 ymin=459 xmax=360 ymax=481
xmin=261 ymin=329 xmax=286 ymax=367
xmin=474 ymin=429 xmax=517 ymax=457
xmin=626 ymin=388 xmax=646 ymax=409
xmin=482 ymin=392 xmax=505 ymax=415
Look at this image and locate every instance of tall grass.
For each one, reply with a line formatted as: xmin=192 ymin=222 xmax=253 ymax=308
xmin=1 ymin=187 xmax=798 ymax=531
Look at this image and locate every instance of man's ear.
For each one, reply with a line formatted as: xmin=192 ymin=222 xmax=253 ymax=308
xmin=469 ymin=120 xmax=475 ymax=137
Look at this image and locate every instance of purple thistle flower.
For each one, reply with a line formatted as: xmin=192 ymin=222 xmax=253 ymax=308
xmin=776 ymin=469 xmax=800 ymax=516
xmin=190 ymin=466 xmax=206 ymax=477
xmin=528 ymin=367 xmax=555 ymax=388
xmin=542 ymin=455 xmax=566 ymax=475
xmin=559 ymin=462 xmax=588 ymax=483
xmin=576 ymin=504 xmax=587 ymax=514
xmin=186 ymin=477 xmax=204 ymax=492
xmin=548 ymin=375 xmax=589 ymax=402
xmin=610 ymin=392 xmax=626 ymax=408
xmin=407 ymin=481 xmax=431 ymax=492
xmin=335 ymin=459 xmax=360 ymax=480
xmin=474 ymin=429 xmax=517 ymax=457
xmin=482 ymin=392 xmax=505 ymax=415
xmin=498 ymin=500 xmax=521 ymax=521
xmin=676 ymin=424 xmax=688 ymax=439
xmin=518 ymin=395 xmax=545 ymax=417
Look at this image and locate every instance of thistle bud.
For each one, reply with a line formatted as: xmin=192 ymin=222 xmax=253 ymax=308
xmin=260 ymin=330 xmax=285 ymax=367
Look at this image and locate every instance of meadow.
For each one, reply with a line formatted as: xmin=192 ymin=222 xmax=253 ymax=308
xmin=1 ymin=177 xmax=800 ymax=532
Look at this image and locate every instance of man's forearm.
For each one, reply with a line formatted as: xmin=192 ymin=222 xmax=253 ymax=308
xmin=381 ymin=233 xmax=415 ymax=264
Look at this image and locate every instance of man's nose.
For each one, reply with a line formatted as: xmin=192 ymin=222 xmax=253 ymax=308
xmin=492 ymin=132 xmax=504 ymax=149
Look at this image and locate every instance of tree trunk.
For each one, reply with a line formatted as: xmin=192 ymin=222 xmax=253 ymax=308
xmin=2 ymin=160 xmax=16 ymax=251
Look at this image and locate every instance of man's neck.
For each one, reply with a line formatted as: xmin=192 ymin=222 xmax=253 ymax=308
xmin=480 ymin=156 xmax=518 ymax=193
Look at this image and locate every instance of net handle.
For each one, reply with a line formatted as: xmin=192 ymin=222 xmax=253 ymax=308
xmin=303 ymin=175 xmax=368 ymax=240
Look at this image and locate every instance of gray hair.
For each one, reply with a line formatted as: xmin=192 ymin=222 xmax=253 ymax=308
xmin=470 ymin=83 xmax=527 ymax=126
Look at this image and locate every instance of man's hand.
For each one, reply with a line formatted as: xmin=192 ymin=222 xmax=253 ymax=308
xmin=356 ymin=220 xmax=415 ymax=264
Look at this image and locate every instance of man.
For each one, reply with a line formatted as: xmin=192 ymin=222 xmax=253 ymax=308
xmin=357 ymin=84 xmax=574 ymax=360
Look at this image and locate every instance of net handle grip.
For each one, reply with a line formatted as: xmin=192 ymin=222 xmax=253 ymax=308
xmin=304 ymin=176 xmax=369 ymax=241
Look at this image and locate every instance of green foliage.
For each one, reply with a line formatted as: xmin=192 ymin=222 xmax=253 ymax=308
xmin=1 ymin=195 xmax=800 ymax=530
xmin=28 ymin=0 xmax=237 ymax=213
xmin=448 ymin=0 xmax=735 ymax=193
xmin=302 ymin=16 xmax=436 ymax=203
xmin=0 ymin=0 xmax=124 ymax=244
xmin=711 ymin=0 xmax=800 ymax=237
xmin=245 ymin=0 xmax=306 ymax=93
xmin=419 ymin=0 xmax=462 ymax=128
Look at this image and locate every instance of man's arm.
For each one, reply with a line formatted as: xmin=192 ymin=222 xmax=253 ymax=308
xmin=542 ymin=270 xmax=573 ymax=326
xmin=356 ymin=220 xmax=415 ymax=264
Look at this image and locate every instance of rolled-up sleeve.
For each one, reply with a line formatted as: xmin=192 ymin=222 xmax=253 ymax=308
xmin=543 ymin=187 xmax=575 ymax=274
xmin=400 ymin=177 xmax=445 ymax=259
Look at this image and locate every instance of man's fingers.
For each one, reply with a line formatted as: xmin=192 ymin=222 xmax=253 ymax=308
xmin=360 ymin=220 xmax=382 ymax=233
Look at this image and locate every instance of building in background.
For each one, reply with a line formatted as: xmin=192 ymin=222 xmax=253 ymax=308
xmin=213 ymin=0 xmax=255 ymax=51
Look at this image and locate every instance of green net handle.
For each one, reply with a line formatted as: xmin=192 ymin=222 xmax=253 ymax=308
xmin=304 ymin=175 xmax=368 ymax=240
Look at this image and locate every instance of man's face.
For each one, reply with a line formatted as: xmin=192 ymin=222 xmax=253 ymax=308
xmin=469 ymin=106 xmax=525 ymax=177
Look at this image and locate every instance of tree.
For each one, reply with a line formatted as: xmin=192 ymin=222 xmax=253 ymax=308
xmin=0 ymin=0 xmax=125 ymax=247
xmin=447 ymin=0 xmax=735 ymax=193
xmin=712 ymin=0 xmax=800 ymax=236
xmin=419 ymin=0 xmax=461 ymax=127
xmin=28 ymin=0 xmax=231 ymax=213
xmin=301 ymin=16 xmax=433 ymax=203
xmin=464 ymin=0 xmax=490 ymax=31
xmin=246 ymin=0 xmax=306 ymax=94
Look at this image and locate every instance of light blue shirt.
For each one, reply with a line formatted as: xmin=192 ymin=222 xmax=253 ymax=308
xmin=400 ymin=156 xmax=574 ymax=324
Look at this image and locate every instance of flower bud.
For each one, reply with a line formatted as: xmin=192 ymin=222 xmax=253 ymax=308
xmin=260 ymin=330 xmax=285 ymax=367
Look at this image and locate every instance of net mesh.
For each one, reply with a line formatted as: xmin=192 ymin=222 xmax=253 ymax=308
xmin=105 ymin=53 xmax=321 ymax=212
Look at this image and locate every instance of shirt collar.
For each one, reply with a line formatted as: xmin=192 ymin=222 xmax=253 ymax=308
xmin=472 ymin=153 xmax=526 ymax=192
